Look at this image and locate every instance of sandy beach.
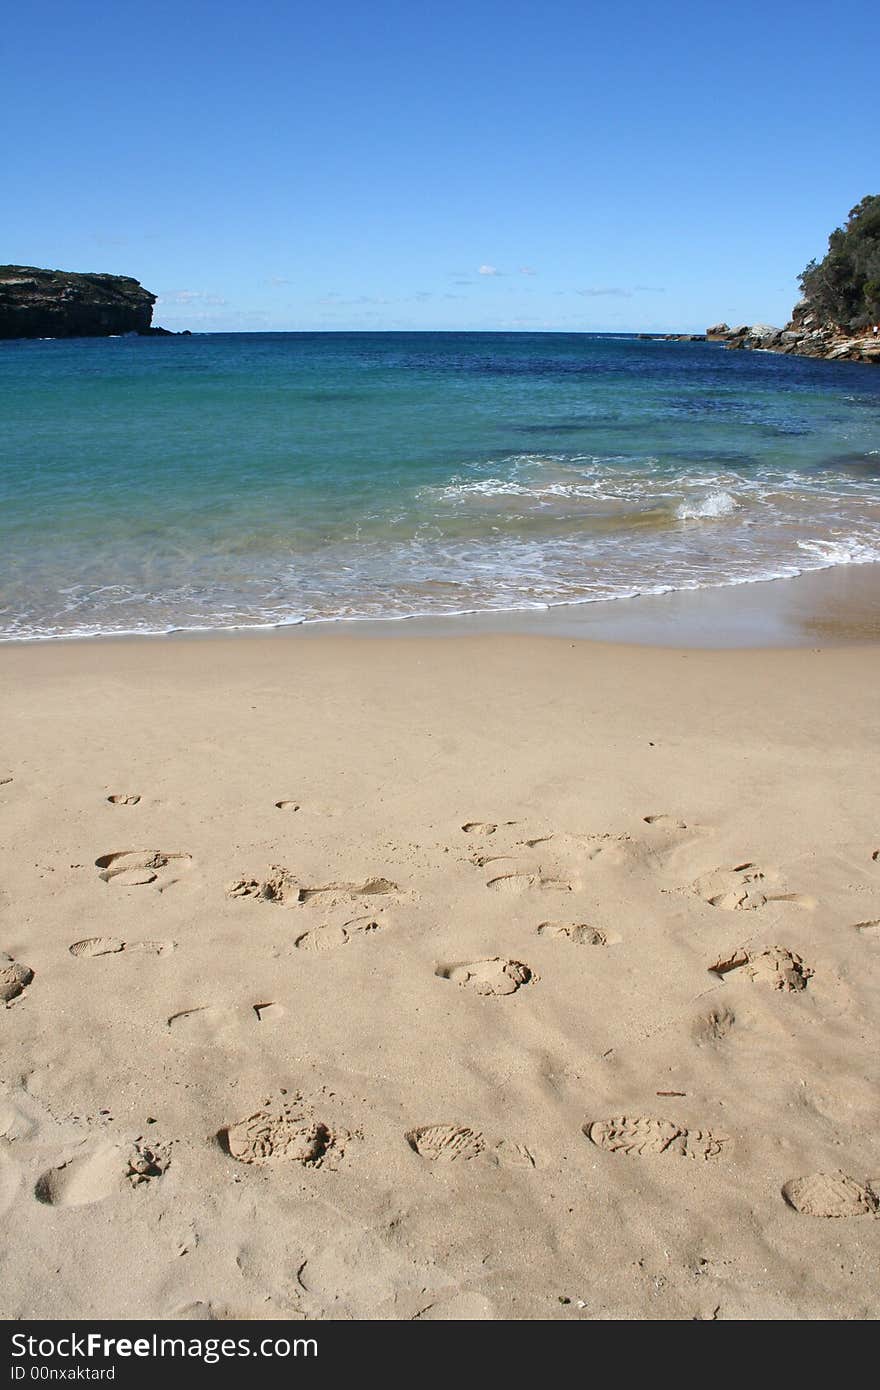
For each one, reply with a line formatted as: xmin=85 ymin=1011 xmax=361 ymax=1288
xmin=1 ymin=604 xmax=879 ymax=1321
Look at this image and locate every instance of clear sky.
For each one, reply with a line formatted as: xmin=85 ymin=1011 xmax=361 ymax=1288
xmin=5 ymin=0 xmax=878 ymax=332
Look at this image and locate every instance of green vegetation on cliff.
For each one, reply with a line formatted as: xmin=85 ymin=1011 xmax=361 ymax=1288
xmin=798 ymin=195 xmax=880 ymax=331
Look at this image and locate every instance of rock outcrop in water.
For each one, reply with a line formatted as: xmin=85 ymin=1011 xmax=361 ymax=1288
xmin=0 ymin=265 xmax=169 ymax=339
xmin=706 ymin=195 xmax=880 ymax=366
xmin=705 ymin=314 xmax=880 ymax=365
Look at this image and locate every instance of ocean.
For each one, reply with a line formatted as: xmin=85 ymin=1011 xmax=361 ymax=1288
xmin=1 ymin=331 xmax=879 ymax=641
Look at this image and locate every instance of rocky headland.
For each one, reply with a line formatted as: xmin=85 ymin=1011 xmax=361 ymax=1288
xmin=705 ymin=311 xmax=880 ymax=365
xmin=0 ymin=265 xmax=175 ymax=339
xmin=705 ymin=194 xmax=880 ymax=366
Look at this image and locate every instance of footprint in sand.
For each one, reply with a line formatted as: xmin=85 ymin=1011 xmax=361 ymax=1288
xmin=693 ymin=863 xmax=814 ymax=912
xmin=585 ymin=1116 xmax=728 ymax=1160
xmin=107 ymin=794 xmax=140 ymax=806
xmin=405 ymin=1123 xmax=539 ymax=1168
xmin=1 ymin=954 xmax=34 ymax=1004
xmin=222 ymin=1106 xmax=336 ymax=1166
xmin=226 ymin=868 xmax=397 ymax=909
xmin=692 ymin=1004 xmax=736 ymax=1044
xmin=274 ymin=800 xmax=301 ymax=812
xmin=462 ymin=822 xmax=498 ymax=836
xmin=0 ymin=1093 xmax=40 ymax=1142
xmin=35 ymin=1139 xmax=169 ymax=1207
xmin=782 ymin=1172 xmax=879 ymax=1218
xmin=521 ymin=831 xmax=641 ymax=866
xmin=486 ymin=871 xmax=571 ymax=895
xmin=294 ymin=916 xmax=382 ymax=952
xmin=854 ymin=919 xmax=880 ymax=942
xmin=69 ymin=937 xmax=175 ymax=958
xmin=95 ymin=850 xmax=192 ymax=890
xmin=536 ymin=921 xmax=620 ymax=946
xmin=0 ymin=1153 xmax=21 ymax=1218
xmin=643 ymin=814 xmax=688 ymax=830
xmin=435 ymin=957 xmax=534 ymax=996
xmin=709 ymin=946 xmax=813 ymax=992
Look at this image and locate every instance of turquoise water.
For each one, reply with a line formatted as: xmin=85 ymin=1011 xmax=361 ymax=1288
xmin=1 ymin=331 xmax=879 ymax=640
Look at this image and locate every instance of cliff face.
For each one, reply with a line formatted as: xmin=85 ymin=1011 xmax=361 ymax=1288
xmin=0 ymin=266 xmax=161 ymax=339
xmin=705 ymin=312 xmax=880 ymax=365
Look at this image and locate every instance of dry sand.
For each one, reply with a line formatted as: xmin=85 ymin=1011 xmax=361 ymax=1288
xmin=1 ymin=627 xmax=879 ymax=1320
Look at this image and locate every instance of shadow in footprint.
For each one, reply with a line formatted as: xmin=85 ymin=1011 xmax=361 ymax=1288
xmin=709 ymin=946 xmax=813 ymax=992
xmin=95 ymin=851 xmax=192 ymax=890
xmin=435 ymin=958 xmax=534 ymax=996
xmin=294 ymin=917 xmax=382 ymax=952
xmin=35 ymin=1145 xmax=124 ymax=1207
xmin=693 ymin=863 xmax=815 ymax=912
xmin=854 ymin=919 xmax=880 ymax=942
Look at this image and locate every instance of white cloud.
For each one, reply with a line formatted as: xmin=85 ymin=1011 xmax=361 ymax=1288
xmin=478 ymin=264 xmax=500 ymax=276
xmin=518 ymin=266 xmax=537 ymax=276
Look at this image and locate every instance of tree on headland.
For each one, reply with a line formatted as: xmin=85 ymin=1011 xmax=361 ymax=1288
xmin=798 ymin=195 xmax=880 ymax=330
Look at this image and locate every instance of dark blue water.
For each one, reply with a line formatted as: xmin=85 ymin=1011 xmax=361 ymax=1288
xmin=1 ymin=331 xmax=878 ymax=639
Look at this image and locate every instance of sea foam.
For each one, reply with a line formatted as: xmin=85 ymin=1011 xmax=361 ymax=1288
xmin=675 ymin=490 xmax=740 ymax=520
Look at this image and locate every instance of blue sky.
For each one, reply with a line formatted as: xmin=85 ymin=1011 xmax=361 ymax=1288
xmin=5 ymin=0 xmax=878 ymax=332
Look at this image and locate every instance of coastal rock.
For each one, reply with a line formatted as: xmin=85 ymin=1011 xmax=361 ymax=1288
xmin=706 ymin=196 xmax=880 ymax=367
xmin=708 ymin=313 xmax=879 ymax=366
xmin=0 ymin=265 xmax=166 ymax=340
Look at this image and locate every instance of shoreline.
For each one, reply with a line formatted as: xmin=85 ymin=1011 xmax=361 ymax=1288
xmin=3 ymin=559 xmax=879 ymax=652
